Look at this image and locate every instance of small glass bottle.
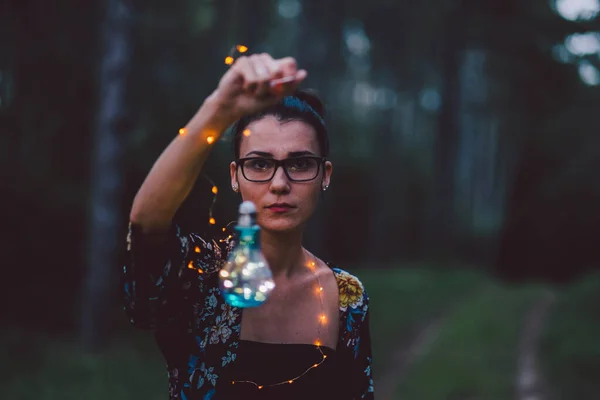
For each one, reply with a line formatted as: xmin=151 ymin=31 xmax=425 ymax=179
xmin=219 ymin=201 xmax=275 ymax=307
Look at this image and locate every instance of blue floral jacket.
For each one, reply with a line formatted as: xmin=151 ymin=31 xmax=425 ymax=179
xmin=122 ymin=222 xmax=374 ymax=399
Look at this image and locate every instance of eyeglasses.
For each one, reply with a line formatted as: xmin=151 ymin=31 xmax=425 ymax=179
xmin=236 ymin=156 xmax=326 ymax=183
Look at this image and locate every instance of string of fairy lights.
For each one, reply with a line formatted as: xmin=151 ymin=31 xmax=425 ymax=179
xmin=179 ymin=44 xmax=331 ymax=389
xmin=230 ymin=259 xmax=330 ymax=389
xmin=178 ymin=44 xmax=251 ymax=229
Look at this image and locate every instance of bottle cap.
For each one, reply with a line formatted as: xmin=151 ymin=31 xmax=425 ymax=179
xmin=239 ymin=201 xmax=257 ymax=215
xmin=237 ymin=201 xmax=257 ymax=227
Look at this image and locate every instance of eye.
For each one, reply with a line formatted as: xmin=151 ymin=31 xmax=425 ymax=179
xmin=247 ymin=158 xmax=273 ymax=171
xmin=288 ymin=157 xmax=313 ymax=171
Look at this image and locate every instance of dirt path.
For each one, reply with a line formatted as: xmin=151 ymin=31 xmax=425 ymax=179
xmin=374 ymin=314 xmax=447 ymax=400
xmin=515 ymin=289 xmax=556 ymax=400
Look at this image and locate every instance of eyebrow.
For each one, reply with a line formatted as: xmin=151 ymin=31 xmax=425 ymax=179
xmin=244 ymin=150 xmax=317 ymax=158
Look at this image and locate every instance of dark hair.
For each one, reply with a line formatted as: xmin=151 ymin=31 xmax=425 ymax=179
xmin=232 ymin=89 xmax=329 ymax=159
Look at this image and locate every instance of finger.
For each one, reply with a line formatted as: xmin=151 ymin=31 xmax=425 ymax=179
xmin=254 ymin=54 xmax=274 ymax=98
xmin=253 ymin=55 xmax=270 ymax=80
xmin=269 ymin=57 xmax=300 ymax=96
xmin=276 ymin=57 xmax=298 ymax=77
xmin=294 ymin=69 xmax=307 ymax=83
xmin=259 ymin=53 xmax=282 ymax=79
xmin=234 ymin=56 xmax=260 ymax=93
xmin=270 ymin=69 xmax=308 ymax=96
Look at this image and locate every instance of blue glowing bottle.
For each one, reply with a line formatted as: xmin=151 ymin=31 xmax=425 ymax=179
xmin=219 ymin=201 xmax=275 ymax=307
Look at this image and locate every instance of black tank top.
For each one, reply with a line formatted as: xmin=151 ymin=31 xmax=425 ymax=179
xmin=215 ymin=340 xmax=343 ymax=399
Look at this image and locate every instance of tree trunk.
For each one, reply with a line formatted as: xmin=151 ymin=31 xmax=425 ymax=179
xmin=80 ymin=0 xmax=132 ymax=351
xmin=426 ymin=8 xmax=465 ymax=260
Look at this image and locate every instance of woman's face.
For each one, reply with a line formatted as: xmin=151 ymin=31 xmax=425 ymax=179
xmin=230 ymin=115 xmax=332 ymax=234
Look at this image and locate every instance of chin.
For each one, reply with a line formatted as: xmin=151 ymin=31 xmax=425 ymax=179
xmin=258 ymin=216 xmax=306 ymax=234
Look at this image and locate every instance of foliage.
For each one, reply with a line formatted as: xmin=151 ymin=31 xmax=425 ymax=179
xmin=540 ymin=272 xmax=600 ymax=398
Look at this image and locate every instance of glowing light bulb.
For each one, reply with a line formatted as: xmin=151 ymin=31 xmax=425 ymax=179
xmin=179 ymin=128 xmax=186 ymax=135
xmin=219 ymin=201 xmax=275 ymax=308
xmin=212 ymin=186 xmax=218 ymax=194
xmin=225 ymin=56 xmax=234 ymax=65
xmin=206 ymin=136 xmax=215 ymax=144
xmin=209 ymin=217 xmax=216 ymax=225
xmin=243 ymin=128 xmax=252 ymax=137
xmin=188 ymin=261 xmax=195 ymax=269
xmin=194 ymin=246 xmax=201 ymax=253
xmin=237 ymin=45 xmax=248 ymax=53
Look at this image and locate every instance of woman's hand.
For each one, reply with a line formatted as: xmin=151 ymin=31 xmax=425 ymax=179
xmin=207 ymin=53 xmax=307 ymax=126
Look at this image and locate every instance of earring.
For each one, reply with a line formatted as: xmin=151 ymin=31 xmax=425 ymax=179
xmin=322 ymin=185 xmax=329 ymax=191
xmin=232 ymin=184 xmax=239 ymax=192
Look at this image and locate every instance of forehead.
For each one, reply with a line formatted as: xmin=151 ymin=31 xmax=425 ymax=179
xmin=240 ymin=116 xmax=319 ymax=157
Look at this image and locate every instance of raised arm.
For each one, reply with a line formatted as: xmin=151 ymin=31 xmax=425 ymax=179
xmin=123 ymin=54 xmax=306 ymax=330
xmin=130 ymin=55 xmax=307 ymax=234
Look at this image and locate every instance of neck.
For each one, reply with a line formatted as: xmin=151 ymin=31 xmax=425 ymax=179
xmin=260 ymin=227 xmax=307 ymax=279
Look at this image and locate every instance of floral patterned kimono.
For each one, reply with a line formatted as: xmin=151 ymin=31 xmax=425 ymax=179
xmin=122 ymin=223 xmax=374 ymax=399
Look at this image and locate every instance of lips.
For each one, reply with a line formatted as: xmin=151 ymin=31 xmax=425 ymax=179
xmin=266 ymin=203 xmax=296 ymax=212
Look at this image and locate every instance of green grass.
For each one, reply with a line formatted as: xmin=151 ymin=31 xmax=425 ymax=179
xmin=0 ymin=329 xmax=166 ymax=400
xmin=397 ymin=283 xmax=545 ymax=400
xmin=540 ymin=272 xmax=600 ymax=399
xmin=1 ymin=267 xmax=555 ymax=400
xmin=357 ymin=267 xmax=488 ymax=375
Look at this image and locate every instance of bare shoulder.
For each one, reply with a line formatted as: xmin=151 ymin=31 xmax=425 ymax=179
xmin=306 ymin=248 xmax=369 ymax=310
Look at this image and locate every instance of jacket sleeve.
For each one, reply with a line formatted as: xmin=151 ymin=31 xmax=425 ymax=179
xmin=121 ymin=221 xmax=227 ymax=330
xmin=355 ymin=295 xmax=375 ymax=399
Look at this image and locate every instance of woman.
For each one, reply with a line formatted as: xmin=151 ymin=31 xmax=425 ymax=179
xmin=122 ymin=53 xmax=374 ymax=399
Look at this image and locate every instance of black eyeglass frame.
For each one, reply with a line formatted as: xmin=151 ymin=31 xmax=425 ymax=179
xmin=235 ymin=156 xmax=327 ymax=183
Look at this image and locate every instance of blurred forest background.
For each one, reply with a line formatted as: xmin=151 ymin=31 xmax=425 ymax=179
xmin=2 ymin=0 xmax=600 ymax=399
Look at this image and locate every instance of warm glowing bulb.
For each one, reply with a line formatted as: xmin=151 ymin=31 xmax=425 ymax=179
xmin=209 ymin=217 xmax=216 ymax=225
xmin=313 ymin=364 xmax=318 ymax=368
xmin=258 ymin=386 xmax=263 ymax=389
xmin=207 ymin=136 xmax=215 ymax=144
xmin=222 ymin=227 xmax=226 ymax=232
xmin=188 ymin=261 xmax=194 ymax=269
xmin=179 ymin=128 xmax=186 ymax=135
xmin=288 ymin=380 xmax=293 ymax=384
xmin=243 ymin=128 xmax=251 ymax=137
xmin=194 ymin=246 xmax=201 ymax=253
xmin=323 ymin=355 xmax=327 ymax=359
xmin=212 ymin=186 xmax=218 ymax=194
xmin=225 ymin=56 xmax=234 ymax=65
xmin=314 ymin=340 xmax=321 ymax=346
xmin=319 ymin=287 xmax=323 ymax=291
xmin=237 ymin=45 xmax=248 ymax=53
xmin=320 ymin=314 xmax=327 ymax=323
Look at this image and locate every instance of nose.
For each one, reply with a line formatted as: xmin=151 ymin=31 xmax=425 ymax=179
xmin=269 ymin=165 xmax=290 ymax=194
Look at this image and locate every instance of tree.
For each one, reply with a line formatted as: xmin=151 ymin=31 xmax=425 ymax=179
xmin=80 ymin=0 xmax=133 ymax=350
